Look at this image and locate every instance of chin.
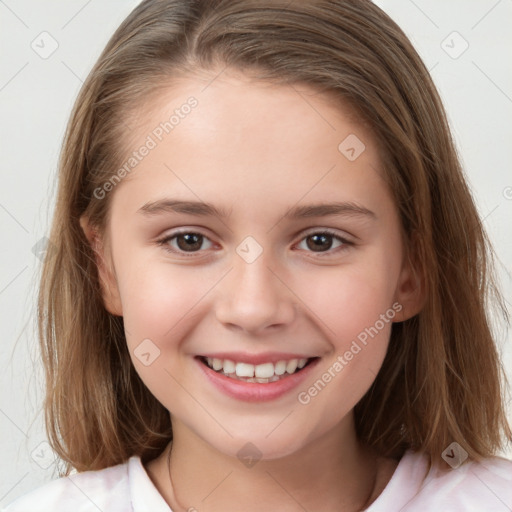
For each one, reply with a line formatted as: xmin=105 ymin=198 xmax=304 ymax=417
xmin=211 ymin=431 xmax=310 ymax=463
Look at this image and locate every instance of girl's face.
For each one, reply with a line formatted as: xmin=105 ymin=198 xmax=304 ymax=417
xmin=88 ymin=70 xmax=420 ymax=460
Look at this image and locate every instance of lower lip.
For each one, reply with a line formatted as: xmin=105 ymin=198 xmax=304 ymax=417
xmin=195 ymin=357 xmax=320 ymax=402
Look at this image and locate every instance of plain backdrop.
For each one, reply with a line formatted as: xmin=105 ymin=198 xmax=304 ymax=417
xmin=1 ymin=0 xmax=511 ymax=506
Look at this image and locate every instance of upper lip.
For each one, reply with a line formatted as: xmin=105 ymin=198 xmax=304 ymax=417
xmin=198 ymin=352 xmax=317 ymax=365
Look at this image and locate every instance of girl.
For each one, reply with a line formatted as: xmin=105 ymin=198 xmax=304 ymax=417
xmin=4 ymin=0 xmax=511 ymax=510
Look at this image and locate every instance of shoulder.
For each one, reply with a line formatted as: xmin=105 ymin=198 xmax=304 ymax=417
xmin=2 ymin=457 xmax=132 ymax=512
xmin=369 ymin=449 xmax=512 ymax=511
xmin=420 ymin=453 xmax=512 ymax=511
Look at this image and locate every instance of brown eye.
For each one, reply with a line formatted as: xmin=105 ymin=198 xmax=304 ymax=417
xmin=296 ymin=230 xmax=351 ymax=255
xmin=158 ymin=231 xmax=214 ymax=255
xmin=306 ymin=233 xmax=335 ymax=252
xmin=175 ymin=233 xmax=204 ymax=252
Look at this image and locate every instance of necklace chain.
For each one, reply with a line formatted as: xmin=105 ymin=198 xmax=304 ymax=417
xmin=166 ymin=442 xmax=188 ymax=512
xmin=165 ymin=442 xmax=379 ymax=511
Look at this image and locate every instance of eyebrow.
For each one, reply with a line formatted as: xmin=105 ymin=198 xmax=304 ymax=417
xmin=137 ymin=199 xmax=376 ymax=220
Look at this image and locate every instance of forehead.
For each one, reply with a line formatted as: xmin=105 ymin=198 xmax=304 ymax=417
xmin=127 ymin=68 xmax=374 ymax=161
xmin=110 ymin=70 xmax=391 ymax=221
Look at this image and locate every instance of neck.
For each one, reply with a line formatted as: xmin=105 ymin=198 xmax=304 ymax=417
xmin=146 ymin=414 xmax=386 ymax=512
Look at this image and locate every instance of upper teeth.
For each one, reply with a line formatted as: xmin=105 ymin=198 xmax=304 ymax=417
xmin=206 ymin=357 xmax=308 ymax=378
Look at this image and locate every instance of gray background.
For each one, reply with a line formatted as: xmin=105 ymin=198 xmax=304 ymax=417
xmin=1 ymin=0 xmax=511 ymax=506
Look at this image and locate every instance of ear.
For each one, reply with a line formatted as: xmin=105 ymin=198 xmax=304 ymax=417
xmin=392 ymin=247 xmax=426 ymax=323
xmin=79 ymin=216 xmax=123 ymax=316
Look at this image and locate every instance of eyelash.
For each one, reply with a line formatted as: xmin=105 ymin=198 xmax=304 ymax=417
xmin=156 ymin=228 xmax=354 ymax=258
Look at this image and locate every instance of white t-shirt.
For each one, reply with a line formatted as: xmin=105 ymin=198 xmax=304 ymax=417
xmin=2 ymin=449 xmax=511 ymax=511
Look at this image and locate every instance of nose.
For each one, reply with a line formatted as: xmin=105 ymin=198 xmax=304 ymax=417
xmin=215 ymin=249 xmax=296 ymax=334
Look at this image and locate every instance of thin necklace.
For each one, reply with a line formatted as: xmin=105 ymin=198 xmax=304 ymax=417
xmin=166 ymin=442 xmax=187 ymax=512
xmin=166 ymin=443 xmax=379 ymax=512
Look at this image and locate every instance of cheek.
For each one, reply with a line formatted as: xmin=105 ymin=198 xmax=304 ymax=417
xmin=118 ymin=260 xmax=214 ymax=341
xmin=297 ymin=258 xmax=400 ymax=345
xmin=116 ymin=262 xmax=210 ymax=410
xmin=291 ymin=255 xmax=400 ymax=412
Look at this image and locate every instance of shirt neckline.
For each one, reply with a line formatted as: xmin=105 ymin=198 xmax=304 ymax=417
xmin=364 ymin=449 xmax=430 ymax=510
xmin=129 ymin=456 xmax=173 ymax=511
xmin=128 ymin=449 xmax=429 ymax=512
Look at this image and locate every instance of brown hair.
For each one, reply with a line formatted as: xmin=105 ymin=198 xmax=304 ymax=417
xmin=39 ymin=0 xmax=511 ymax=475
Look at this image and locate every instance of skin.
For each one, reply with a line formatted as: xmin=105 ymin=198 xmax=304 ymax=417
xmin=82 ymin=68 xmax=423 ymax=512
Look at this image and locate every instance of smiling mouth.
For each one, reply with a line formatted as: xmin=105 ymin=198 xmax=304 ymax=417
xmin=197 ymin=356 xmax=318 ymax=383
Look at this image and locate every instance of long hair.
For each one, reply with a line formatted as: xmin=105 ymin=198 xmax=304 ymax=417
xmin=38 ymin=0 xmax=511 ymax=475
